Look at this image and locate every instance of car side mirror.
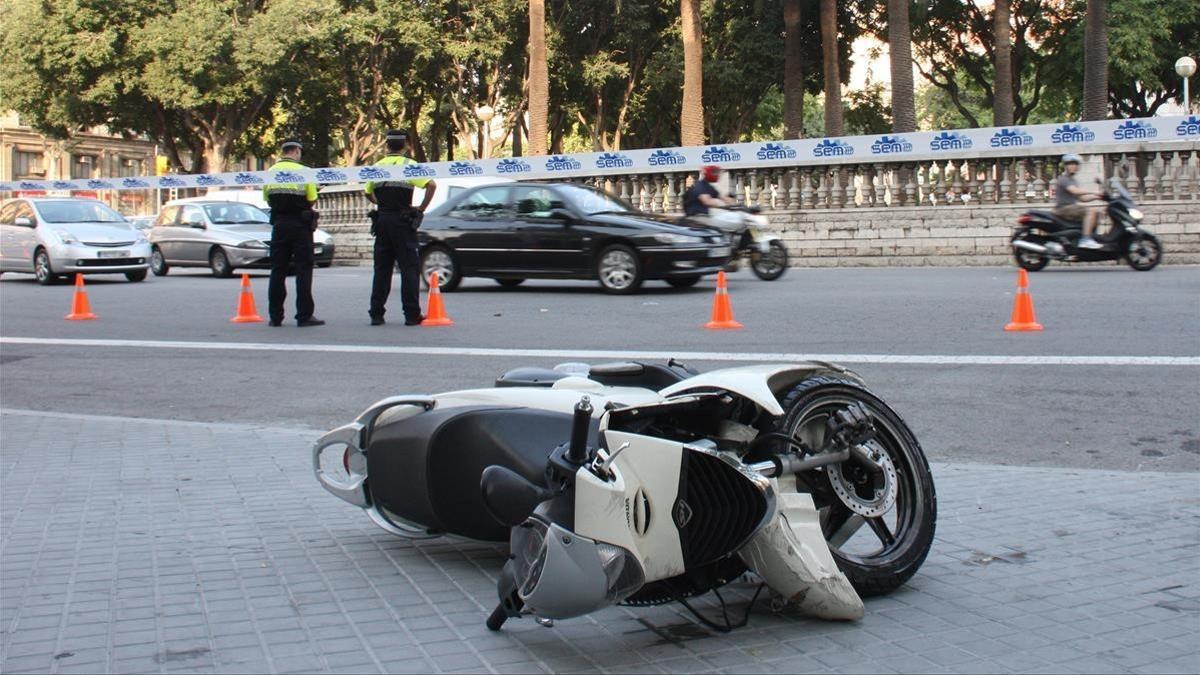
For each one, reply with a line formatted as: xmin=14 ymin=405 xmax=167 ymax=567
xmin=549 ymin=208 xmax=574 ymax=222
xmin=14 ymin=216 xmax=33 ymax=227
xmin=184 ymin=221 xmax=206 ymax=229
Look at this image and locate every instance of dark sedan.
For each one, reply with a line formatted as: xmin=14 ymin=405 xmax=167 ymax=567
xmin=416 ymin=183 xmax=732 ymax=293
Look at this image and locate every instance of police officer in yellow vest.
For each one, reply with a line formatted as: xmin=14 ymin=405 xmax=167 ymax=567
xmin=263 ymin=140 xmax=323 ymax=327
xmin=365 ymin=130 xmax=436 ymax=326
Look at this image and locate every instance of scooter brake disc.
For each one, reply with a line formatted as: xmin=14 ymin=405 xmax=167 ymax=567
xmin=827 ymin=440 xmax=898 ymax=518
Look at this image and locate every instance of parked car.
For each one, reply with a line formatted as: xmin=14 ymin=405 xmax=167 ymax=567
xmin=148 ymin=199 xmax=335 ymax=277
xmin=417 ymin=183 xmax=733 ymax=293
xmin=0 ymin=197 xmax=151 ymax=284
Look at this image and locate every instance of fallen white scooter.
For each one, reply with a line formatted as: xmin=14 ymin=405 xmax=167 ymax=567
xmin=314 ymin=361 xmax=936 ymax=630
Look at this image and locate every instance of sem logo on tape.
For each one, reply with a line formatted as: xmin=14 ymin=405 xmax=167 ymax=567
xmin=1177 ymin=116 xmax=1200 ymax=137
xmin=813 ymin=139 xmax=854 ymax=157
xmin=158 ymin=177 xmax=186 ymax=188
xmin=19 ymin=181 xmax=42 ymax=190
xmin=990 ymin=128 xmax=1034 ymax=148
xmin=87 ymin=179 xmax=115 ymax=189
xmin=702 ymin=146 xmax=742 ymax=162
xmin=1113 ymin=120 xmax=1158 ymax=140
xmin=315 ymin=169 xmax=348 ymax=182
xmin=53 ymin=181 xmax=76 ymax=190
xmin=1051 ymin=124 xmax=1095 ymax=144
xmin=273 ymin=171 xmax=306 ymax=183
xmin=930 ymin=132 xmax=973 ymax=151
xmin=757 ymin=143 xmax=797 ymax=160
xmin=122 ymin=178 xmax=151 ymax=188
xmin=448 ymin=161 xmax=483 ymax=176
xmin=648 ymin=150 xmax=686 ymax=166
xmin=596 ymin=152 xmax=634 ymax=169
xmin=235 ymin=173 xmax=264 ymax=185
xmin=497 ymin=158 xmax=532 ymax=173
xmin=546 ymin=155 xmax=582 ymax=171
xmin=358 ymin=167 xmax=390 ymax=181
xmin=195 ymin=174 xmax=224 ymax=186
xmin=403 ymin=164 xmax=436 ymax=178
xmin=871 ymin=135 xmax=913 ymax=154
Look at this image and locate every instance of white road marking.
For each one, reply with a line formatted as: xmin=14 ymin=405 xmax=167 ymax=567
xmin=3 ymin=336 xmax=1198 ymax=366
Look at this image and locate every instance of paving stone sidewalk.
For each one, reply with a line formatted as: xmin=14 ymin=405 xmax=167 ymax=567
xmin=1 ymin=409 xmax=1197 ymax=674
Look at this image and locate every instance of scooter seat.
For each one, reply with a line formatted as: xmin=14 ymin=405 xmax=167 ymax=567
xmin=1026 ymin=210 xmax=1081 ymax=231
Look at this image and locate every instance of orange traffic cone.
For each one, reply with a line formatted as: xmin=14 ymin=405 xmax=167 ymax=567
xmin=65 ymin=273 xmax=97 ymax=321
xmin=1004 ymin=268 xmax=1043 ymax=332
xmin=704 ymin=271 xmax=743 ymax=330
xmin=421 ymin=271 xmax=454 ymax=326
xmin=230 ymin=273 xmax=264 ymax=323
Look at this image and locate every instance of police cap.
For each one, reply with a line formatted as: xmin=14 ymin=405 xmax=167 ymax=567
xmin=281 ymin=139 xmax=303 ymax=152
xmin=385 ymin=129 xmax=408 ymax=142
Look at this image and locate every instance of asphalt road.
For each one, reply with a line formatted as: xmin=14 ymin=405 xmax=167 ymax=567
xmin=1 ymin=265 xmax=1198 ymax=472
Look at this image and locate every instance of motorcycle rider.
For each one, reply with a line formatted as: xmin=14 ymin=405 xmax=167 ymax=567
xmin=1054 ymin=153 xmax=1104 ymax=249
xmin=683 ymin=165 xmax=738 ymax=222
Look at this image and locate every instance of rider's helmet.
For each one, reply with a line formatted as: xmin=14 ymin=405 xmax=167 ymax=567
xmin=701 ymin=165 xmax=721 ymax=182
xmin=1061 ymin=153 xmax=1082 ymax=166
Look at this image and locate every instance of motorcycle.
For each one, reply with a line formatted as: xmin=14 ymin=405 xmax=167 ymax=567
xmin=1011 ymin=177 xmax=1162 ymax=272
xmin=314 ymin=360 xmax=936 ymax=630
xmin=684 ymin=206 xmax=789 ymax=280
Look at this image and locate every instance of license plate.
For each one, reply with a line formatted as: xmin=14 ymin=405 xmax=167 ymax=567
xmin=98 ymin=250 xmax=129 ymax=258
xmin=709 ymin=246 xmax=732 ymax=257
xmin=313 ymin=245 xmax=324 ymax=254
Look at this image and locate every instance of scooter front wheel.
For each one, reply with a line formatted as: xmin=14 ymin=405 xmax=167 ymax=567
xmin=1124 ymin=233 xmax=1162 ymax=271
xmin=750 ymin=241 xmax=788 ymax=280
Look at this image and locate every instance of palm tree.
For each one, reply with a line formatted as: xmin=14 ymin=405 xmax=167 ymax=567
xmin=680 ymin=0 xmax=704 ymax=146
xmin=783 ymin=0 xmax=804 ymax=138
xmin=819 ymin=0 xmax=843 ymax=136
xmin=993 ymin=0 xmax=1014 ymax=127
xmin=888 ymin=0 xmax=916 ymax=133
xmin=528 ymin=0 xmax=548 ymax=155
xmin=1081 ymin=0 xmax=1108 ymax=120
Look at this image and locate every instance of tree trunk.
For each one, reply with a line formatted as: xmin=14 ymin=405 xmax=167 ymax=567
xmin=992 ymin=0 xmax=1014 ymax=127
xmin=528 ymin=0 xmax=549 ymax=155
xmin=888 ymin=0 xmax=916 ymax=133
xmin=680 ymin=0 xmax=705 ymax=146
xmin=1081 ymin=0 xmax=1108 ymax=120
xmin=819 ymin=0 xmax=843 ymax=137
xmin=783 ymin=0 xmax=804 ymax=138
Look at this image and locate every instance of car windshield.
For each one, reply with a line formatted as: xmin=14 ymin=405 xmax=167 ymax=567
xmin=556 ymin=185 xmax=633 ymax=215
xmin=203 ymin=203 xmax=269 ymax=224
xmin=35 ymin=200 xmax=126 ymax=224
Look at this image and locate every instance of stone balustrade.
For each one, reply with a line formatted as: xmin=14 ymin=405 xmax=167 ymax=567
xmin=317 ymin=142 xmax=1200 ymax=266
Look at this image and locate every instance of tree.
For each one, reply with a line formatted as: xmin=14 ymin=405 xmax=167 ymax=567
xmin=680 ymin=0 xmax=705 ymax=145
xmin=528 ymin=0 xmax=548 ymax=155
xmin=783 ymin=0 xmax=805 ymax=138
xmin=992 ymin=0 xmax=1014 ymax=127
xmin=1081 ymin=0 xmax=1108 ymax=120
xmin=819 ymin=0 xmax=843 ymax=136
xmin=887 ymin=0 xmax=915 ymax=133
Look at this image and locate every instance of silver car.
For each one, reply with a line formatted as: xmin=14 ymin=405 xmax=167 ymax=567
xmin=0 ymin=197 xmax=151 ymax=285
xmin=148 ymin=200 xmax=335 ymax=277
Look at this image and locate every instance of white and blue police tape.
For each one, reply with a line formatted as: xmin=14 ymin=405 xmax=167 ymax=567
xmin=3 ymin=116 xmax=1197 ymax=194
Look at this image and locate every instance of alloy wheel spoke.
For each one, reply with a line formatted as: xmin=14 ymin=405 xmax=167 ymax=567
xmin=867 ymin=516 xmax=895 ymax=547
xmin=826 ymin=502 xmax=865 ymax=548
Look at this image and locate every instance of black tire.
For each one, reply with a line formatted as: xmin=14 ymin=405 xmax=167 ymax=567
xmin=750 ymin=241 xmax=788 ymax=280
xmin=33 ymin=248 xmax=59 ymax=285
xmin=1124 ymin=233 xmax=1162 ymax=271
xmin=420 ymin=246 xmax=461 ymax=291
xmin=1012 ymin=233 xmax=1050 ymax=272
xmin=150 ymin=247 xmax=169 ymax=276
xmin=595 ymin=244 xmax=643 ymax=294
xmin=771 ymin=375 xmax=936 ymax=597
xmin=209 ymin=247 xmax=234 ymax=278
xmin=495 ymin=278 xmax=525 ymax=288
xmin=125 ymin=269 xmax=148 ymax=282
xmin=666 ymin=275 xmax=701 ymax=289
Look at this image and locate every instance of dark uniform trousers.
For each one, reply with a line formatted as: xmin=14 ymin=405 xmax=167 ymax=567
xmin=269 ymin=216 xmax=316 ymax=322
xmin=370 ymin=210 xmax=421 ymax=320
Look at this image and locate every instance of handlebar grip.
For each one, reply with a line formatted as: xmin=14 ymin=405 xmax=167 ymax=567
xmin=567 ymin=396 xmax=593 ymax=463
xmin=486 ymin=604 xmax=508 ymax=631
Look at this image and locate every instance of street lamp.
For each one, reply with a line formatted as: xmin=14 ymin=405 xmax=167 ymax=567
xmin=1177 ymin=56 xmax=1197 ymax=114
xmin=475 ymin=105 xmax=495 ymax=159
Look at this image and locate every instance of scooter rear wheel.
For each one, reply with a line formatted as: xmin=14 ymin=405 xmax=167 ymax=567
xmin=1012 ymin=234 xmax=1050 ymax=271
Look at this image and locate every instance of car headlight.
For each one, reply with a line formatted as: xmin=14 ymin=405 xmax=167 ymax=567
xmin=55 ymin=230 xmax=80 ymax=245
xmin=237 ymin=240 xmax=269 ymax=249
xmin=653 ymin=233 xmax=704 ymax=245
xmin=1127 ymin=208 xmax=1144 ymax=221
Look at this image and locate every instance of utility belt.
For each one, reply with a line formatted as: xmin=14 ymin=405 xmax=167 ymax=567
xmin=270 ymin=208 xmax=319 ymax=231
xmin=368 ymin=207 xmax=423 ymax=236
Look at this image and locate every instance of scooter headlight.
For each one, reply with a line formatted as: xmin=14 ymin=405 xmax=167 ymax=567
xmin=511 ymin=518 xmax=550 ymax=596
xmin=1127 ymin=208 xmax=1144 ymax=221
xmin=597 ymin=542 xmax=644 ymax=603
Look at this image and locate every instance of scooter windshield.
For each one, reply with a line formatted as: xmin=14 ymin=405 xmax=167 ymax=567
xmin=1109 ymin=177 xmax=1134 ymax=202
